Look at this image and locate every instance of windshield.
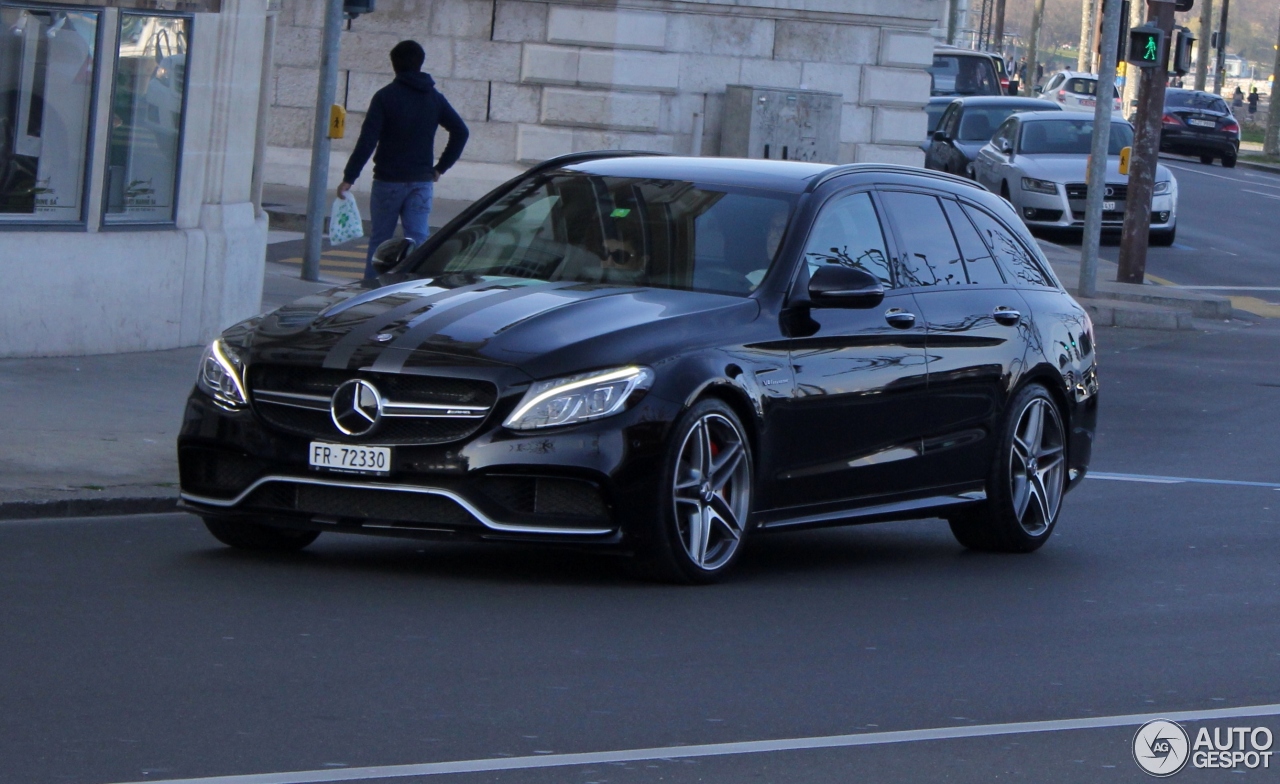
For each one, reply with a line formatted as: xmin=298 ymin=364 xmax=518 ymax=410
xmin=410 ymin=173 xmax=796 ymax=296
xmin=929 ymin=54 xmax=1001 ymax=96
xmin=1166 ymin=90 xmax=1230 ymax=114
xmin=958 ymin=107 xmax=1039 ymax=141
xmin=1018 ymin=119 xmax=1134 ymax=155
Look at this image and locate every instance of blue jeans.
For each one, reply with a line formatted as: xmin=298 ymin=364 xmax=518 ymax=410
xmin=365 ymin=179 xmax=433 ymax=277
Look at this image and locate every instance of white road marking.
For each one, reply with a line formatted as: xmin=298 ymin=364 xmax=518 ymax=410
xmin=1088 ymin=471 xmax=1280 ymax=489
xmin=105 ymin=703 xmax=1280 ymax=784
xmin=1243 ymin=189 xmax=1280 ymax=201
xmin=1162 ymin=286 xmax=1280 ymax=291
xmin=1164 ymin=163 xmax=1280 ymax=189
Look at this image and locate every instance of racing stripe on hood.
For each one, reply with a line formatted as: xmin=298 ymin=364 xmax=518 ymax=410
xmin=369 ymin=282 xmax=583 ymax=373
xmin=321 ymin=280 xmax=494 ymax=370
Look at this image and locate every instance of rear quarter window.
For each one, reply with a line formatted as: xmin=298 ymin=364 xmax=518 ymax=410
xmin=963 ymin=205 xmax=1055 ymax=288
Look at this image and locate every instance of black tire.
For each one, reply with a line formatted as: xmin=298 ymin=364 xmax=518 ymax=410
xmin=1222 ymin=151 xmax=1237 ymax=168
xmin=1150 ymin=225 xmax=1176 ymax=247
xmin=949 ymin=384 xmax=1066 ymax=553
xmin=202 ymin=517 xmax=320 ymax=552
xmin=1200 ymin=153 xmax=1215 ymax=165
xmin=635 ymin=399 xmax=754 ymax=584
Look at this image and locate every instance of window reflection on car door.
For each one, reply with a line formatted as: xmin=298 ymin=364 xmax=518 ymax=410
xmin=772 ymin=190 xmax=929 ymax=512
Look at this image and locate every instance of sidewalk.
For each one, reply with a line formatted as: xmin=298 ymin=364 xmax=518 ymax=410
xmin=0 ymin=203 xmax=1238 ymax=521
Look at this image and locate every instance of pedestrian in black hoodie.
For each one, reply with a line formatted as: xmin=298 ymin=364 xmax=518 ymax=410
xmin=338 ymin=40 xmax=469 ymax=277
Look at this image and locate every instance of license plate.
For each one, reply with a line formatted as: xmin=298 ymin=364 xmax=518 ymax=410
xmin=1103 ymin=201 xmax=1116 ymax=211
xmin=1080 ymin=98 xmax=1096 ymax=107
xmin=1187 ymin=118 xmax=1216 ymax=128
xmin=309 ymin=442 xmax=391 ymax=475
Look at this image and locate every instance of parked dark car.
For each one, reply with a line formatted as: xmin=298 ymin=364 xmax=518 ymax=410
xmin=926 ymin=96 xmax=1061 ymax=178
xmin=1157 ymin=89 xmax=1240 ymax=167
xmin=179 ymin=153 xmax=1099 ymax=583
xmin=930 ymin=47 xmax=1004 ymax=97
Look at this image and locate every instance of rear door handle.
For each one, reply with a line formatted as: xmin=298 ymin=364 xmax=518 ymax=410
xmin=992 ymin=307 xmax=1021 ymax=326
xmin=884 ymin=308 xmax=916 ymax=329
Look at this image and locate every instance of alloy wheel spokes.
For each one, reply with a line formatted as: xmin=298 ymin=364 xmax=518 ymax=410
xmin=672 ymin=413 xmax=750 ymax=571
xmin=1010 ymin=398 xmax=1065 ymax=536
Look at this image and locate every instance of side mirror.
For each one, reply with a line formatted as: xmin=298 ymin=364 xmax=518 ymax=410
xmin=1034 ymin=86 xmax=1043 ymax=94
xmin=932 ymin=129 xmax=949 ymax=142
xmin=998 ymin=138 xmax=1013 ymax=155
xmin=807 ymin=265 xmax=885 ymax=309
xmin=371 ymin=237 xmax=417 ymax=274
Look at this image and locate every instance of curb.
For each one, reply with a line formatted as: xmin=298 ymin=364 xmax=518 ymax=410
xmin=1236 ymin=158 xmax=1280 ymax=175
xmin=0 ymin=495 xmax=179 ymax=522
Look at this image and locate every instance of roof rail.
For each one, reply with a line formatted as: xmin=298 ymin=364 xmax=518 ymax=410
xmin=807 ymin=163 xmax=986 ymax=194
xmin=524 ymin=149 xmax=667 ymax=178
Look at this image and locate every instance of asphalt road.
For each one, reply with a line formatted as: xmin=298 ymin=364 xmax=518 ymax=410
xmin=3 ymin=317 xmax=1280 ymax=784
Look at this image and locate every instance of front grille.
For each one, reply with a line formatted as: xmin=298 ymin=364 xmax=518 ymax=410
xmin=179 ymin=447 xmax=266 ymax=498
xmin=240 ymin=482 xmax=478 ymax=527
xmin=1065 ymin=183 xmax=1127 ymax=201
xmin=249 ymin=365 xmax=496 ymax=445
xmin=480 ymin=476 xmax=609 ymax=520
xmin=1071 ymin=210 xmax=1126 ymax=222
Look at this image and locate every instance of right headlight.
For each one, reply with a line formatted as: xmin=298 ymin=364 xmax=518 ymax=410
xmin=1153 ymin=180 xmax=1171 ymax=195
xmin=1021 ymin=177 xmax=1058 ymax=195
xmin=504 ymin=366 xmax=654 ymax=431
xmin=196 ymin=338 xmax=248 ymax=410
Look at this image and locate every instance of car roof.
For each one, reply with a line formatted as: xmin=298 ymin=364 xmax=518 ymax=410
xmin=935 ymin=46 xmax=998 ymax=59
xmin=557 ymin=155 xmax=983 ymax=196
xmin=1050 ymin=70 xmax=1096 ymax=79
xmin=1013 ymin=110 xmax=1127 ymax=123
xmin=948 ymin=96 xmax=1058 ymax=108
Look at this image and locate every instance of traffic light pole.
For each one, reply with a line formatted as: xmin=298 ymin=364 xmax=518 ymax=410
xmin=1080 ymin=0 xmax=1124 ymax=299
xmin=1116 ymin=0 xmax=1175 ymax=285
xmin=301 ymin=0 xmax=345 ymax=282
xmin=1213 ymin=0 xmax=1229 ymax=93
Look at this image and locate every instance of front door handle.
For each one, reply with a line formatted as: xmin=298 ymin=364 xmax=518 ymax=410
xmin=884 ymin=308 xmax=916 ymax=329
xmin=992 ymin=306 xmax=1021 ymax=326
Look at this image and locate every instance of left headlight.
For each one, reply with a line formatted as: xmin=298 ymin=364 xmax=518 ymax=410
xmin=1153 ymin=180 xmax=1171 ymax=195
xmin=1021 ymin=177 xmax=1058 ymax=195
xmin=504 ymin=366 xmax=654 ymax=431
xmin=196 ymin=338 xmax=248 ymax=410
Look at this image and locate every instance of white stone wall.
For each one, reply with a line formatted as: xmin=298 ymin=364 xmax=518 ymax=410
xmin=0 ymin=0 xmax=270 ymax=358
xmin=267 ymin=0 xmax=942 ymax=202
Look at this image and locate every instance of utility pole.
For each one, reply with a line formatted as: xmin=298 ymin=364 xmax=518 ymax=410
xmin=1212 ymin=0 xmax=1229 ymax=94
xmin=301 ymin=0 xmax=344 ymax=282
xmin=1116 ymin=0 xmax=1175 ymax=285
xmin=1121 ymin=0 xmax=1145 ymax=113
xmin=1267 ymin=15 xmax=1280 ymax=156
xmin=1023 ymin=0 xmax=1047 ymax=95
xmin=993 ymin=0 xmax=1007 ymax=59
xmin=1193 ymin=0 xmax=1213 ymax=90
xmin=1079 ymin=0 xmax=1099 ymax=72
xmin=947 ymin=0 xmax=961 ymax=45
xmin=1080 ymin=0 xmax=1124 ymax=299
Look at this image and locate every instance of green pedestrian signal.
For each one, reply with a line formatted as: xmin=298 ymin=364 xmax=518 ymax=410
xmin=1127 ymin=24 xmax=1165 ymax=68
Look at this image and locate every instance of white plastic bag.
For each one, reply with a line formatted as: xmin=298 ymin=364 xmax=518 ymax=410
xmin=328 ymin=193 xmax=364 ymax=246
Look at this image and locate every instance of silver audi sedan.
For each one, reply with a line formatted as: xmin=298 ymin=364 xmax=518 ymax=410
xmin=972 ymin=111 xmax=1178 ymax=246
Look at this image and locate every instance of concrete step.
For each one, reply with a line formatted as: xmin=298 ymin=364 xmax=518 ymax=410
xmin=1086 ymin=280 xmax=1232 ymax=319
xmin=1074 ymin=296 xmax=1195 ymax=330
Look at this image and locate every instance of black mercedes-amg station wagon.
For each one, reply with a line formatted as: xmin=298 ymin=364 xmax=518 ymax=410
xmin=179 ymin=153 xmax=1098 ymax=582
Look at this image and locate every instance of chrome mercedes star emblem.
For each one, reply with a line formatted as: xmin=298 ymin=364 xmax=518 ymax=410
xmin=1104 ymin=186 xmax=1114 ymax=197
xmin=330 ymin=379 xmax=383 ymax=436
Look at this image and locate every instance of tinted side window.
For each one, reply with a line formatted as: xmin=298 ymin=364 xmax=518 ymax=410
xmin=963 ymin=206 xmax=1054 ymax=287
xmin=879 ymin=191 xmax=962 ymax=288
xmin=802 ymin=192 xmax=893 ymax=286
xmin=942 ymin=200 xmax=1005 ymax=285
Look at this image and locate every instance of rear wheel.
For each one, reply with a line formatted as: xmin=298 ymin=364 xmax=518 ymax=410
xmin=202 ymin=517 xmax=320 ymax=552
xmin=949 ymin=384 xmax=1066 ymax=553
xmin=1199 ymin=153 xmax=1215 ymax=165
xmin=637 ymin=399 xmax=753 ymax=584
xmin=1222 ymin=151 xmax=1237 ymax=168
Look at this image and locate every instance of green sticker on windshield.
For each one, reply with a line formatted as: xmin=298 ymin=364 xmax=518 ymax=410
xmin=610 ymin=208 xmax=631 ymax=218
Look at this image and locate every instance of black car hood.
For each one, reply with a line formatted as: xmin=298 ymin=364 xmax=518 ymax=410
xmin=247 ymin=274 xmax=759 ymax=380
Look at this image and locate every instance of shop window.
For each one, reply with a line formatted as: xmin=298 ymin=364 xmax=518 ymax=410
xmin=103 ymin=13 xmax=189 ymax=225
xmin=0 ymin=5 xmax=98 ymax=225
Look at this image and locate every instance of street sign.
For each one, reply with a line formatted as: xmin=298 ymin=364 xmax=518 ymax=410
xmin=328 ymin=105 xmax=346 ymax=139
xmin=1119 ymin=146 xmax=1131 ymax=175
xmin=1128 ymin=24 xmax=1165 ymax=68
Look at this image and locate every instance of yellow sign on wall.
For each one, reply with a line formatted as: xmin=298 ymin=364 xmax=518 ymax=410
xmin=329 ymin=105 xmax=347 ymax=140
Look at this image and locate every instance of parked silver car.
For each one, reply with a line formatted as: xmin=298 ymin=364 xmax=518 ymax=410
xmin=972 ymin=112 xmax=1178 ymax=246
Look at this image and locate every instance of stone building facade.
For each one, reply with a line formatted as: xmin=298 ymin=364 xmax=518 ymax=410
xmin=267 ymin=0 xmax=943 ymax=202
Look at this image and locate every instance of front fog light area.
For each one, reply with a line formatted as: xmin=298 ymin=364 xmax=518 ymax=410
xmin=505 ymin=366 xmax=654 ymax=430
xmin=196 ymin=339 xmax=248 ymax=410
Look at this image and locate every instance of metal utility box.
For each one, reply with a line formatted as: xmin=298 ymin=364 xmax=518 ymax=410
xmin=720 ymin=85 xmax=841 ymax=163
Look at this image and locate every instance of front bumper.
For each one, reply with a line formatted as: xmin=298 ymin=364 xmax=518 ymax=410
xmin=178 ymin=388 xmax=679 ymax=547
xmin=1016 ymin=183 xmax=1175 ymax=230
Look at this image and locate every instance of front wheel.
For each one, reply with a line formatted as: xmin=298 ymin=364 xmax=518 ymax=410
xmin=949 ymin=385 xmax=1066 ymax=553
xmin=203 ymin=517 xmax=320 ymax=552
xmin=637 ymin=399 xmax=754 ymax=584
